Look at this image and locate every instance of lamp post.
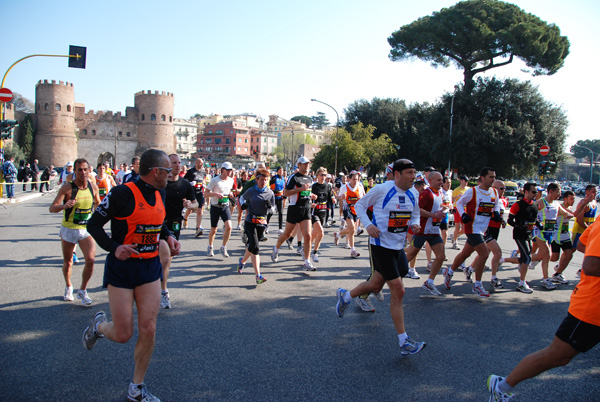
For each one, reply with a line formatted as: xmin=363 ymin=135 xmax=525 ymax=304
xmin=447 ymin=85 xmax=458 ymax=174
xmin=311 ymin=98 xmax=339 ymax=175
xmin=572 ymin=144 xmax=594 ymax=184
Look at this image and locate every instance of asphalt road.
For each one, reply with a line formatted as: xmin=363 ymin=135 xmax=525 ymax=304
xmin=0 ymin=194 xmax=598 ymax=401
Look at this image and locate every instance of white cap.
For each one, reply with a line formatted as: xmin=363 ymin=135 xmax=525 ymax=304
xmin=66 ymin=161 xmax=74 ymax=167
xmin=326 ymin=174 xmax=332 ymax=179
xmin=221 ymin=162 xmax=233 ymax=170
xmin=385 ymin=162 xmax=394 ymax=174
xmin=296 ymin=156 xmax=310 ymax=164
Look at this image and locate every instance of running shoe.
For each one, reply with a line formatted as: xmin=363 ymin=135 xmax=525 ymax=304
xmin=331 ymin=220 xmax=336 ymax=225
xmin=406 ymin=269 xmax=420 ymax=279
xmin=373 ymin=291 xmax=384 ymax=302
xmin=296 ymin=245 xmax=303 ymax=256
xmin=350 ymin=250 xmax=360 ymax=259
xmin=456 ymin=263 xmax=466 ymax=272
xmin=336 ymin=288 xmax=350 ymax=318
xmin=422 ymin=281 xmax=441 ymax=296
xmin=553 ymin=264 xmax=559 ymax=272
xmin=443 ymin=268 xmax=453 ymax=289
xmin=241 ymin=232 xmax=248 ymax=244
xmin=490 ymin=278 xmax=504 ymax=289
xmin=333 ymin=232 xmax=340 ymax=246
xmin=529 ymin=260 xmax=539 ymax=270
xmin=271 ymin=246 xmax=279 ymax=263
xmin=324 ymin=222 xmax=332 ymax=228
xmin=207 ymin=246 xmax=214 ymax=257
xmin=355 ymin=297 xmax=375 ymax=312
xmin=399 ymin=337 xmax=426 ymax=356
xmin=551 ymin=273 xmax=568 ymax=284
xmin=448 ymin=234 xmax=454 ymax=244
xmin=286 ymin=237 xmax=294 ymax=249
xmin=451 ymin=241 xmax=458 ymax=250
xmin=426 ymin=261 xmax=432 ymax=272
xmin=235 ymin=224 xmax=241 ymax=231
xmin=64 ymin=285 xmax=74 ymax=301
xmin=72 ymin=253 xmax=79 ymax=264
xmin=472 ymin=284 xmax=490 ymax=298
xmin=355 ymin=227 xmax=364 ymax=236
xmin=260 ymin=235 xmax=268 ymax=242
xmin=77 ymin=289 xmax=93 ymax=306
xmin=312 ymin=251 xmax=319 ymax=263
xmin=510 ymin=249 xmax=518 ymax=259
xmin=82 ymin=311 xmax=107 ymax=350
xmin=221 ymin=246 xmax=229 ymax=258
xmin=256 ymin=275 xmax=267 ymax=284
xmin=576 ymin=269 xmax=582 ymax=278
xmin=541 ymin=278 xmax=557 ymax=290
xmin=195 ymin=227 xmax=203 ymax=237
xmin=264 ymin=227 xmax=269 ymax=235
xmin=237 ymin=258 xmax=245 ymax=274
xmin=183 ymin=219 xmax=188 ymax=229
xmin=278 ymin=229 xmax=284 ymax=235
xmin=160 ymin=291 xmax=170 ymax=309
xmin=487 ymin=375 xmax=514 ymax=401
xmin=516 ymin=282 xmax=533 ymax=294
xmin=464 ymin=266 xmax=474 ymax=283
xmin=127 ymin=383 xmax=161 ymax=402
xmin=303 ymin=261 xmax=317 ymax=271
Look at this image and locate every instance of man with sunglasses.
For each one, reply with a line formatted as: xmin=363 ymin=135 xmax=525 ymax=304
xmin=205 ymin=162 xmax=236 ymax=257
xmin=83 ymin=149 xmax=180 ymax=402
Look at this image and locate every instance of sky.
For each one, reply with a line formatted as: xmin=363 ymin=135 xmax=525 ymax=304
xmin=3 ymin=0 xmax=599 ymax=150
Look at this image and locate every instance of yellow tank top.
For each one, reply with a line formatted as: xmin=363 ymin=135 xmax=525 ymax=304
xmin=62 ymin=181 xmax=94 ymax=229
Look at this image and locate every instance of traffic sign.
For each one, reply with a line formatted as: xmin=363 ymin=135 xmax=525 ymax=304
xmin=540 ymin=145 xmax=550 ymax=156
xmin=0 ymin=88 xmax=13 ymax=103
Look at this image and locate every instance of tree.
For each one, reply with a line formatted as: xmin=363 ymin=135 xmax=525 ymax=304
xmin=17 ymin=115 xmax=34 ymax=160
xmin=388 ymin=0 xmax=570 ymax=93
xmin=272 ymin=132 xmax=315 ymax=166
xmin=570 ymin=139 xmax=600 ymax=165
xmin=310 ymin=112 xmax=329 ymax=129
xmin=10 ymin=92 xmax=34 ymax=113
xmin=3 ymin=142 xmax=26 ymax=163
xmin=290 ymin=115 xmax=312 ymax=127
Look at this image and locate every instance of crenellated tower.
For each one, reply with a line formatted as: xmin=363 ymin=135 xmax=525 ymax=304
xmin=34 ymin=80 xmax=77 ymax=166
xmin=134 ymin=90 xmax=175 ymax=155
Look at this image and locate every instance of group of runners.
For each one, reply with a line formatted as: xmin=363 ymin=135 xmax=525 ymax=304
xmin=46 ymin=151 xmax=598 ymax=402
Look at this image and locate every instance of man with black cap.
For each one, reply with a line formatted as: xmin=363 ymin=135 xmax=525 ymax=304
xmin=335 ymin=158 xmax=426 ymax=355
xmin=271 ymin=156 xmax=318 ymax=271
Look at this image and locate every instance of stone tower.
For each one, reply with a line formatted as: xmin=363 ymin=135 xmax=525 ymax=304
xmin=134 ymin=90 xmax=175 ymax=155
xmin=34 ymin=80 xmax=77 ymax=167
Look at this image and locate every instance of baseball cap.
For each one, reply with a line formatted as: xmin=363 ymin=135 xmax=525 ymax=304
xmin=297 ymin=156 xmax=310 ymax=164
xmin=338 ymin=172 xmax=345 ymax=176
xmin=221 ymin=162 xmax=233 ymax=170
xmin=459 ymin=175 xmax=469 ymax=181
xmin=385 ymin=163 xmax=394 ymax=174
xmin=66 ymin=161 xmax=74 ymax=167
xmin=424 ymin=166 xmax=435 ymax=172
xmin=326 ymin=174 xmax=332 ymax=179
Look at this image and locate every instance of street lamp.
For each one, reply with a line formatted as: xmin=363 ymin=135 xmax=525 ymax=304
xmin=311 ymin=98 xmax=339 ymax=175
xmin=572 ymin=144 xmax=594 ymax=184
xmin=447 ymin=85 xmax=459 ymax=174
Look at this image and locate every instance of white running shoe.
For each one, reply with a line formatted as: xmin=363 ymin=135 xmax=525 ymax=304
xmin=373 ymin=291 xmax=384 ymax=302
xmin=529 ymin=260 xmax=539 ymax=270
xmin=355 ymin=297 xmax=375 ymax=312
xmin=296 ymin=245 xmax=303 ymax=256
xmin=312 ymin=252 xmax=319 ymax=263
xmin=333 ymin=232 xmax=340 ymax=246
xmin=422 ymin=281 xmax=441 ymax=296
xmin=541 ymin=278 xmax=557 ymax=290
xmin=516 ymin=282 xmax=533 ymax=294
xmin=303 ymin=261 xmax=317 ymax=271
xmin=406 ymin=269 xmax=420 ymax=279
xmin=350 ymin=249 xmax=360 ymax=258
xmin=207 ymin=246 xmax=214 ymax=257
xmin=77 ymin=289 xmax=92 ymax=306
xmin=472 ymin=284 xmax=490 ymax=298
xmin=344 ymin=241 xmax=351 ymax=249
xmin=160 ymin=291 xmax=171 ymax=309
xmin=64 ymin=285 xmax=74 ymax=301
xmin=426 ymin=261 xmax=432 ymax=272
xmin=221 ymin=246 xmax=229 ymax=258
xmin=278 ymin=229 xmax=284 ymax=235
xmin=271 ymin=246 xmax=279 ymax=263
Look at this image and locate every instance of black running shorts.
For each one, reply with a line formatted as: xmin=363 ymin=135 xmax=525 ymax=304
xmin=369 ymin=244 xmax=408 ymax=281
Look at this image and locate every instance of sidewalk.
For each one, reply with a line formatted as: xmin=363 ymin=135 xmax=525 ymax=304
xmin=0 ymin=187 xmax=57 ymax=204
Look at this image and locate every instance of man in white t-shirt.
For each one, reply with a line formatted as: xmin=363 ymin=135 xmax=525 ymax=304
xmin=204 ymin=162 xmax=235 ymax=257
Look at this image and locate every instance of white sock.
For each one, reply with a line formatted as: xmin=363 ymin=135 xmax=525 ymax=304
xmin=498 ymin=378 xmax=513 ymax=394
xmin=519 ymin=280 xmax=525 ymax=286
xmin=351 ymin=247 xmax=355 ymax=252
xmin=427 ymin=278 xmax=434 ymax=285
xmin=398 ymin=332 xmax=408 ymax=345
xmin=475 ymin=281 xmax=482 ymax=287
xmin=448 ymin=268 xmax=454 ymax=275
xmin=343 ymin=291 xmax=352 ymax=303
xmin=305 ymin=259 xmax=311 ymax=264
xmin=491 ymin=275 xmax=497 ymax=280
xmin=499 ymin=258 xmax=505 ymax=264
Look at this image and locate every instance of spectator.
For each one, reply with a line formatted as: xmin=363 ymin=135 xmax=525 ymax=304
xmin=2 ymin=156 xmax=18 ymax=198
xmin=31 ymin=159 xmax=40 ymax=191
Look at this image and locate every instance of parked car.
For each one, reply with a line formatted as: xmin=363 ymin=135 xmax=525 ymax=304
xmin=504 ymin=181 xmax=519 ymax=206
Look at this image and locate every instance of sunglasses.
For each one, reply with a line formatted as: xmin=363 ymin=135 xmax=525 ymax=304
xmin=531 ymin=191 xmax=538 ymax=194
xmin=495 ymin=187 xmax=505 ymax=190
xmin=153 ymin=167 xmax=172 ymax=173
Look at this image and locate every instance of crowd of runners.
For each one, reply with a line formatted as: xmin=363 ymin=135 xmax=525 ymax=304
xmin=43 ymin=150 xmax=598 ymax=402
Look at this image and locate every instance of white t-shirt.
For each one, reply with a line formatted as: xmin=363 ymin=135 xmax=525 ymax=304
xmin=207 ymin=176 xmax=234 ymax=207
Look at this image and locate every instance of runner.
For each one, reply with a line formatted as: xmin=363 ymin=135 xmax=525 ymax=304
xmin=333 ymin=171 xmax=365 ymax=258
xmin=443 ymin=167 xmax=501 ymax=297
xmin=310 ymin=167 xmax=335 ymax=263
xmin=49 ymin=158 xmax=101 ymax=305
xmin=237 ymin=167 xmax=275 ymax=284
xmin=95 ymin=162 xmax=117 ymax=202
xmin=123 ymin=156 xmax=140 ymax=183
xmin=335 ymin=158 xmax=425 ymax=355
xmin=405 ymin=179 xmax=427 ymax=279
xmin=404 ymin=171 xmax=447 ymax=296
xmin=450 ymin=175 xmax=469 ymax=249
xmin=268 ymin=166 xmax=286 ymax=235
xmin=83 ymin=149 xmax=179 ymax=402
xmin=159 ymin=154 xmax=196 ymax=309
xmin=550 ymin=190 xmax=577 ymax=284
xmin=271 ymin=156 xmax=317 ymax=271
xmin=572 ymin=184 xmax=597 ymax=250
xmin=488 ymin=221 xmax=600 ymax=401
xmin=204 ymin=162 xmax=236 ymax=257
xmin=183 ymin=158 xmax=208 ymax=236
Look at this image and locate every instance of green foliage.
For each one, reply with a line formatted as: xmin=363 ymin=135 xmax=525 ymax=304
xmin=17 ymin=115 xmax=34 ymax=160
xmin=388 ymin=0 xmax=570 ymax=92
xmin=312 ymin=123 xmax=395 ymax=175
xmin=3 ymin=142 xmax=26 ymax=163
xmin=310 ymin=112 xmax=329 ymax=129
xmin=570 ymin=140 xmax=600 ymax=165
xmin=272 ymin=132 xmax=311 ymax=166
xmin=290 ymin=115 xmax=312 ymax=127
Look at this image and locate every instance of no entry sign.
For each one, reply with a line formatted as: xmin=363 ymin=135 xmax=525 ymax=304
xmin=0 ymin=88 xmax=13 ymax=103
xmin=540 ymin=145 xmax=550 ymax=156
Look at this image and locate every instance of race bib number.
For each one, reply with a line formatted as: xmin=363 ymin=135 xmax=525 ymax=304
xmin=388 ymin=211 xmax=410 ymax=233
xmin=251 ymin=215 xmax=267 ymax=226
xmin=477 ymin=202 xmax=494 ymax=217
xmin=171 ymin=221 xmax=181 ymax=232
xmin=299 ymin=190 xmax=311 ymax=198
xmin=98 ymin=188 xmax=107 ymax=196
xmin=314 ymin=202 xmax=328 ymax=210
xmin=544 ymin=219 xmax=557 ymax=232
xmin=73 ymin=208 xmax=92 ymax=225
xmin=560 ymin=222 xmax=569 ymax=234
xmin=347 ymin=196 xmax=359 ymax=205
xmin=218 ymin=196 xmax=229 ymax=206
xmin=432 ymin=217 xmax=442 ymax=227
xmin=132 ymin=224 xmax=161 ymax=254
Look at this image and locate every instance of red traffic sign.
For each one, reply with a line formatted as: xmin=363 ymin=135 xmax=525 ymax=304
xmin=540 ymin=145 xmax=550 ymax=156
xmin=0 ymin=88 xmax=13 ymax=103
